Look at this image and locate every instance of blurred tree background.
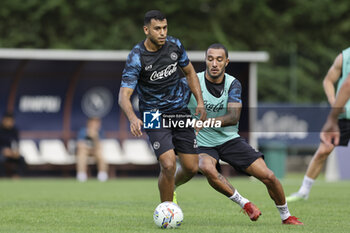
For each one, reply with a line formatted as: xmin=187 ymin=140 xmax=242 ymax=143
xmin=0 ymin=0 xmax=349 ymax=103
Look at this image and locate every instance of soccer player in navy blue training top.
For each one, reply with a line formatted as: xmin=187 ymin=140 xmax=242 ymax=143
xmin=118 ymin=10 xmax=206 ymax=202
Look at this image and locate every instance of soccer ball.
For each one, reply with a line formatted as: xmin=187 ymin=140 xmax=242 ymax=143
xmin=153 ymin=201 xmax=183 ymax=229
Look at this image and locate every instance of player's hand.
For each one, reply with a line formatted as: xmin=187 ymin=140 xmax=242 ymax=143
xmin=320 ymin=117 xmax=340 ymax=147
xmin=194 ymin=120 xmax=203 ymax=136
xmin=195 ymin=104 xmax=206 ymax=134
xmin=130 ymin=117 xmax=143 ymax=137
xmin=2 ymin=148 xmax=12 ymax=157
xmin=195 ymin=103 xmax=207 ymax=122
xmin=87 ymin=129 xmax=99 ymax=140
xmin=13 ymin=151 xmax=20 ymax=159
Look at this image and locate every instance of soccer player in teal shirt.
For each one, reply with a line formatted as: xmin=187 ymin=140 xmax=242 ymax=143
xmin=287 ymin=47 xmax=350 ymax=202
xmin=187 ymin=43 xmax=303 ymax=225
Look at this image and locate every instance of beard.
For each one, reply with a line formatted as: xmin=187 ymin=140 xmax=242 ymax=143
xmin=149 ymin=36 xmax=164 ymax=47
xmin=207 ymin=69 xmax=225 ymax=79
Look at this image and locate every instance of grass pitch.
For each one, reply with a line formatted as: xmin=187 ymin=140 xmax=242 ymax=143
xmin=1 ymin=175 xmax=350 ymax=233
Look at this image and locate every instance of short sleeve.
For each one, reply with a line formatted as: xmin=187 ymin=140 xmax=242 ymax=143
xmin=172 ymin=37 xmax=190 ymax=67
xmin=99 ymin=130 xmax=104 ymax=139
xmin=77 ymin=128 xmax=86 ymax=141
xmin=228 ymin=79 xmax=242 ymax=103
xmin=121 ymin=49 xmax=142 ymax=89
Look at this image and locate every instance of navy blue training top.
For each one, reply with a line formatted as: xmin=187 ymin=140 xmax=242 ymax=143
xmin=121 ymin=36 xmax=191 ymax=113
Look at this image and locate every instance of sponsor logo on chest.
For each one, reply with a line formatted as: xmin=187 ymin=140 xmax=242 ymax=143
xmin=204 ymin=99 xmax=224 ymax=112
xmin=149 ymin=62 xmax=178 ymax=81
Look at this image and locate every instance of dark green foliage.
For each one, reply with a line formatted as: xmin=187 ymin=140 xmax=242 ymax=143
xmin=1 ymin=0 xmax=349 ymax=103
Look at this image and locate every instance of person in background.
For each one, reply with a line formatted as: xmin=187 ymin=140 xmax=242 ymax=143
xmin=76 ymin=117 xmax=108 ymax=182
xmin=287 ymin=48 xmax=350 ymax=202
xmin=0 ymin=112 xmax=26 ymax=178
xmin=321 ymin=74 xmax=350 ymax=146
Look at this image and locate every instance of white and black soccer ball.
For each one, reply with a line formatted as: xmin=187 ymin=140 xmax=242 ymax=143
xmin=153 ymin=201 xmax=183 ymax=229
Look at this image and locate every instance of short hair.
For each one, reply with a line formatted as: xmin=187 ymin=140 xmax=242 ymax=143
xmin=206 ymin=43 xmax=228 ymax=58
xmin=144 ymin=10 xmax=166 ymax=25
xmin=2 ymin=112 xmax=14 ymax=119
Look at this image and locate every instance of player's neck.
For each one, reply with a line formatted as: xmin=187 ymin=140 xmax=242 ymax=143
xmin=144 ymin=39 xmax=162 ymax=52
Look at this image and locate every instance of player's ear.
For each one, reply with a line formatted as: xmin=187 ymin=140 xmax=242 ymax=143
xmin=143 ymin=25 xmax=149 ymax=35
xmin=225 ymin=58 xmax=229 ymax=67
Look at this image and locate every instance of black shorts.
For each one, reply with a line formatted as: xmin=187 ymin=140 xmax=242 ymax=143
xmin=198 ymin=137 xmax=263 ymax=174
xmin=145 ymin=109 xmax=198 ymax=159
xmin=338 ymin=119 xmax=350 ymax=146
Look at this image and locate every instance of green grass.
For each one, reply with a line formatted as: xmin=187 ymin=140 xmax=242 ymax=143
xmin=1 ymin=175 xmax=350 ymax=233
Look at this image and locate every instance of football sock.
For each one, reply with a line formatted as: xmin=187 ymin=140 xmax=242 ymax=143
xmin=77 ymin=172 xmax=87 ymax=182
xmin=298 ymin=175 xmax=314 ymax=195
xmin=229 ymin=189 xmax=249 ymax=208
xmin=97 ymin=171 xmax=108 ymax=182
xmin=276 ymin=203 xmax=291 ymax=220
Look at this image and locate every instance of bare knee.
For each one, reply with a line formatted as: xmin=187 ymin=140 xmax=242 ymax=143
xmin=182 ymin=161 xmax=198 ymax=176
xmin=176 ymin=153 xmax=198 ymax=175
xmin=76 ymin=149 xmax=88 ymax=160
xmin=94 ymin=151 xmax=105 ymax=163
xmin=260 ymin=169 xmax=278 ymax=185
xmin=199 ymin=159 xmax=217 ymax=179
xmin=160 ymin=160 xmax=176 ymax=176
xmin=315 ymin=145 xmax=333 ymax=161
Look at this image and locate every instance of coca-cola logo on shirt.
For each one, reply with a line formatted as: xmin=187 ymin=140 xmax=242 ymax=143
xmin=150 ymin=62 xmax=178 ymax=81
xmin=204 ymin=100 xmax=224 ymax=112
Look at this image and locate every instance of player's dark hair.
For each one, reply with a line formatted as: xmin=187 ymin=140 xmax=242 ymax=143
xmin=2 ymin=112 xmax=14 ymax=119
xmin=144 ymin=10 xmax=166 ymax=25
xmin=206 ymin=43 xmax=228 ymax=58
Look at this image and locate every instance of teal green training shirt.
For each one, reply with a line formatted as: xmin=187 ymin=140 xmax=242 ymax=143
xmin=188 ymin=71 xmax=240 ymax=147
xmin=337 ymin=47 xmax=350 ymax=119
